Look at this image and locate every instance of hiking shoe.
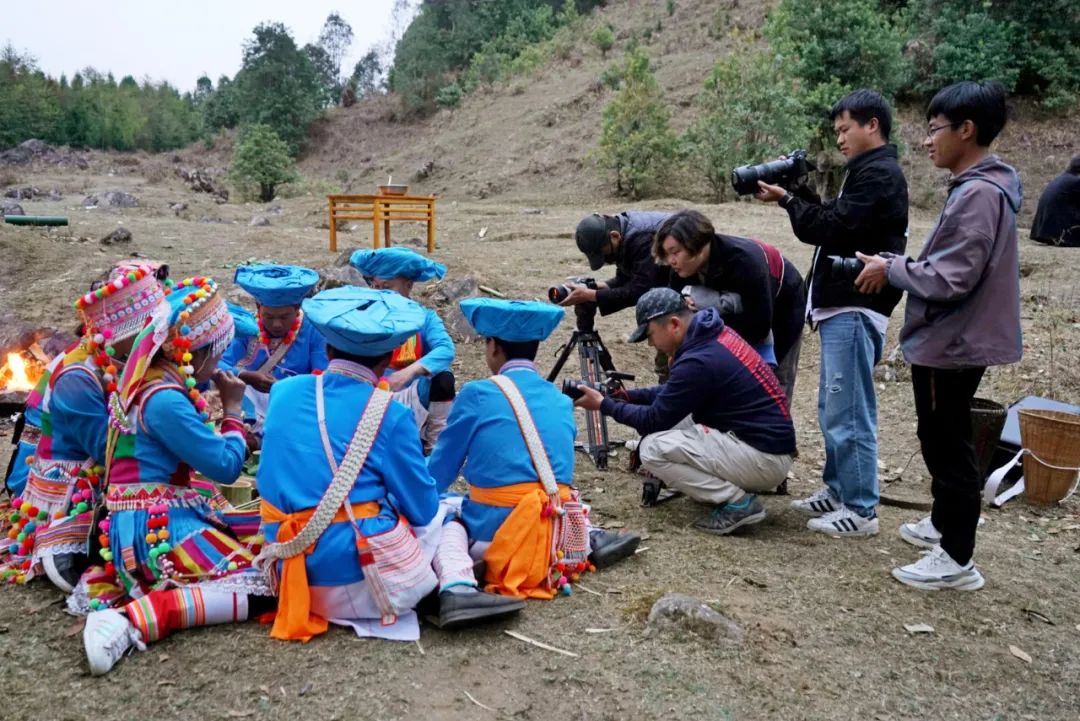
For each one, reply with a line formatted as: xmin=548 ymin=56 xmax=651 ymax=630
xmin=84 ymin=608 xmax=146 ymax=676
xmin=790 ymin=487 xmax=839 ymax=517
xmin=436 ymin=589 xmax=525 ymax=630
xmin=807 ymin=506 xmax=879 ymax=538
xmin=588 ymin=529 xmax=641 ymax=569
xmin=899 ymin=516 xmax=941 ymax=549
xmin=891 ymin=546 xmax=985 ymax=591
xmin=693 ymin=496 xmax=766 ymax=536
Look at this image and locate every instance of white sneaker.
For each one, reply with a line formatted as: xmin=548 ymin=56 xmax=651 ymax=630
xmin=807 ymin=506 xmax=879 ymax=538
xmin=84 ymin=609 xmax=146 ymax=676
xmin=899 ymin=516 xmax=941 ymax=549
xmin=790 ymin=487 xmax=839 ymax=517
xmin=891 ymin=545 xmax=985 ymax=591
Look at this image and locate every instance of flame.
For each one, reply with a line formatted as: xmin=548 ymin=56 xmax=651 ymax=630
xmin=4 ymin=352 xmax=35 ymax=392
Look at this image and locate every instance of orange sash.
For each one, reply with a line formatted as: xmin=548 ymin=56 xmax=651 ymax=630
xmin=469 ymin=482 xmax=571 ymax=600
xmin=390 ymin=333 xmax=422 ymax=369
xmin=260 ymin=499 xmax=380 ymax=642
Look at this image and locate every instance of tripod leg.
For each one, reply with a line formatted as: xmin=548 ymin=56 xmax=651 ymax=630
xmin=547 ymin=331 xmax=579 ymax=383
xmin=579 ymin=338 xmax=608 ymax=470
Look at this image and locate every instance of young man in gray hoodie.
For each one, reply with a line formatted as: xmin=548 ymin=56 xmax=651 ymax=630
xmin=855 ymin=81 xmax=1022 ymax=591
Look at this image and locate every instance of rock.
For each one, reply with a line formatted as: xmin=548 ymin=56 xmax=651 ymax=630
xmin=413 ymin=160 xmax=435 ymax=181
xmin=333 ymin=247 xmax=363 ymax=267
xmin=0 ymin=139 xmax=88 ymax=168
xmin=522 ymin=208 xmax=545 ymax=215
xmin=0 ymin=200 xmax=25 ymax=217
xmin=249 ymin=215 xmax=271 ymax=227
xmin=100 ymin=227 xmax=133 ymax=245
xmin=175 ymin=167 xmax=228 ymax=201
xmin=84 ymin=191 xmax=139 ymax=208
xmin=400 ymin=236 xmax=425 ymax=248
xmin=4 ymin=186 xmax=39 ymax=200
xmin=47 ymin=189 xmax=63 ymax=201
xmin=428 ymin=275 xmax=479 ymax=306
xmin=170 ymin=202 xmax=188 ymax=214
xmin=444 ymin=302 xmax=483 ymax=343
xmin=645 ymin=593 xmax=744 ymax=644
xmin=315 ymin=266 xmax=368 ymax=292
xmin=264 ymin=205 xmax=284 ymax=216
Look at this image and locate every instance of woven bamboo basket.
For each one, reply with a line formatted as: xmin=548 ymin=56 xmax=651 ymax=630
xmin=1018 ymin=409 xmax=1080 ymax=505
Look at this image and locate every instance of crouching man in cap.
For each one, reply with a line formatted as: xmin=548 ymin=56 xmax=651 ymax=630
xmin=349 ymin=248 xmax=456 ymax=453
xmin=428 ymin=298 xmax=640 ymax=599
xmin=221 ymin=264 xmax=328 ymax=432
xmin=256 ymin=287 xmax=523 ymax=641
xmin=575 ymin=289 xmax=796 ymax=535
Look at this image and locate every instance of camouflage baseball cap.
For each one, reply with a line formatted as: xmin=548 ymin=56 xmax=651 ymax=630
xmin=628 ymin=288 xmax=687 ymax=343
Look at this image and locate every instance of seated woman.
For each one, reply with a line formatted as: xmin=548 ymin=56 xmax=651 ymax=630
xmin=2 ymin=265 xmax=170 ymax=591
xmin=79 ymin=277 xmax=272 ymax=675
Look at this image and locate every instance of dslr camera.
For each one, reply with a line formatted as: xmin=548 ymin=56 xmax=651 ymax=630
xmin=731 ymin=149 xmax=816 ymax=196
xmin=548 ymin=277 xmax=597 ymax=304
xmin=827 ymin=255 xmax=865 ymax=281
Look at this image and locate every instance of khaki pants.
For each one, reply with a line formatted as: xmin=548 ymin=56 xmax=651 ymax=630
xmin=639 ymin=417 xmax=793 ymax=505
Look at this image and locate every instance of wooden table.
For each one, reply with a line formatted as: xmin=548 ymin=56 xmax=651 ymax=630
xmin=326 ymin=194 xmax=436 ymax=253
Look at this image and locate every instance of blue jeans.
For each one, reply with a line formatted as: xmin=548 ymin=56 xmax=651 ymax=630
xmin=817 ymin=312 xmax=884 ymax=517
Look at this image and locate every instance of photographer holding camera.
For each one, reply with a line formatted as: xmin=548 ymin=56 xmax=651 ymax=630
xmin=574 ymin=288 xmax=795 ymax=536
xmin=756 ymin=89 xmax=908 ymax=539
xmin=560 ymin=211 xmax=673 ymax=378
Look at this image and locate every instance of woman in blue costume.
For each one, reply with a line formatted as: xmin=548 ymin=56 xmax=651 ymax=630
xmin=78 ymin=276 xmax=272 ymax=676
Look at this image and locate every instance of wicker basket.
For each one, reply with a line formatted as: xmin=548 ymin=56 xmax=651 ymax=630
xmin=971 ymin=397 xmax=1007 ymax=486
xmin=1018 ymin=409 xmax=1080 ymax=505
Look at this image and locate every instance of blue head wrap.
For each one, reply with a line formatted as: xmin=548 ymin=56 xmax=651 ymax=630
xmin=349 ymin=248 xmax=446 ymax=282
xmin=234 ymin=264 xmax=319 ymax=307
xmin=302 ymin=287 xmax=427 ymax=356
xmin=458 ymin=298 xmax=565 ymax=342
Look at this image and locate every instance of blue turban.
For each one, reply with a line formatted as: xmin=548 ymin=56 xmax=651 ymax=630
xmin=302 ymin=287 xmax=427 ymax=356
xmin=459 ymin=298 xmax=565 ymax=342
xmin=349 ymin=248 xmax=446 ymax=282
xmin=234 ymin=264 xmax=319 ymax=307
xmin=227 ymin=303 xmax=259 ymax=338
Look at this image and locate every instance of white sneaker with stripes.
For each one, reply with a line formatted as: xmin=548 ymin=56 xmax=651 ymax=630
xmin=807 ymin=506 xmax=879 ymax=538
xmin=892 ymin=545 xmax=985 ymax=591
xmin=899 ymin=516 xmax=941 ymax=549
xmin=790 ymin=486 xmax=839 ymax=517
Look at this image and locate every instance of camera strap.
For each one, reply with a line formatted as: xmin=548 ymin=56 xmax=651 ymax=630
xmin=489 ymin=375 xmax=559 ymax=499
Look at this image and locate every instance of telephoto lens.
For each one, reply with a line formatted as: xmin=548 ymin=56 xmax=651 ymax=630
xmin=827 ymin=255 xmax=865 ymax=281
xmin=548 ymin=284 xmax=571 ymax=304
xmin=560 ymin=378 xmax=585 ymax=400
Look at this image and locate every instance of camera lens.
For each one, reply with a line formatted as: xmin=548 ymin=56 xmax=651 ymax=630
xmin=548 ymin=285 xmax=570 ymax=304
xmin=560 ymin=378 xmax=584 ymax=400
xmin=827 ymin=255 xmax=865 ymax=280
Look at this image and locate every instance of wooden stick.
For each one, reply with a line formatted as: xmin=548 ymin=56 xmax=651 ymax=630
xmin=504 ymin=629 xmax=579 ymax=657
xmin=463 ymin=690 xmax=497 ymax=713
xmin=479 ymin=285 xmax=506 ymax=298
xmin=415 ymin=639 xmax=425 ymax=655
xmin=573 ymin=582 xmax=603 ymax=597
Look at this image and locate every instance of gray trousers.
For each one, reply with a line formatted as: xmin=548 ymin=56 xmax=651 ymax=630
xmin=639 ymin=417 xmax=793 ymax=505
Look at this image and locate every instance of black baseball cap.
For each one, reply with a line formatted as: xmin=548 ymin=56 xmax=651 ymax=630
xmin=575 ymin=214 xmax=614 ymax=271
xmin=628 ymin=288 xmax=686 ymax=343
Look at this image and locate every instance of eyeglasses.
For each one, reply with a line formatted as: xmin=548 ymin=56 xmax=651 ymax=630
xmin=926 ymin=122 xmax=961 ymax=139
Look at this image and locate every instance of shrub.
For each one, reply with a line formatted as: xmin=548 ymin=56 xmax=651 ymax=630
xmin=591 ymin=25 xmax=615 ymax=58
xmin=683 ymin=38 xmax=814 ymax=202
xmin=435 ymin=82 xmax=463 ymax=109
xmin=229 ymin=124 xmax=298 ymax=202
xmin=596 ymin=49 xmax=678 ymax=199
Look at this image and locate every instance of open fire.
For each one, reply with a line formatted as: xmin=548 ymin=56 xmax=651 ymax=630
xmin=1 ymin=351 xmax=44 ymax=393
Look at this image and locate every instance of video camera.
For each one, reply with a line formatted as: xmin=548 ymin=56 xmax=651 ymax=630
xmin=548 ymin=277 xmax=597 ymax=304
xmin=731 ymin=149 xmax=816 ymax=196
xmin=559 ymin=372 xmax=634 ymax=401
xmin=827 ymin=255 xmax=864 ymax=282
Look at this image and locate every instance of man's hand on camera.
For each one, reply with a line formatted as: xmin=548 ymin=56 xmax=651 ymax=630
xmin=573 ymin=385 xmax=604 ymax=411
xmin=560 ymin=283 xmax=598 ymax=306
xmin=854 ymin=252 xmax=889 ymax=294
xmin=755 ymin=180 xmax=787 ymax=203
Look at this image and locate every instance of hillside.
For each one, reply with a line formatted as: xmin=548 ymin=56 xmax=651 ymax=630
xmin=287 ymin=0 xmax=1078 ymax=223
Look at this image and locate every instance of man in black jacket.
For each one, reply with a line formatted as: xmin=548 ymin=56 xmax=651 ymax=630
xmin=562 ymin=211 xmax=672 ymax=378
xmin=756 ymin=88 xmax=908 ymax=539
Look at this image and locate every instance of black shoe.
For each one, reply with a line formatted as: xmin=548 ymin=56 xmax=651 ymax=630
xmin=588 ymin=529 xmax=641 ymax=569
xmin=436 ymin=590 xmax=525 ymax=630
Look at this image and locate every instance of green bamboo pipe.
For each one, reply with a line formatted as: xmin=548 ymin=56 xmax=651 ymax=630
xmin=3 ymin=215 xmax=69 ymax=226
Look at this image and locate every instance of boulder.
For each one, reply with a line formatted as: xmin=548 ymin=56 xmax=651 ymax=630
xmin=444 ymin=302 xmax=483 ymax=343
xmin=100 ymin=227 xmax=133 ymax=245
xmin=0 ymin=200 xmax=25 ymax=217
xmin=315 ymin=266 xmax=368 ymax=292
xmin=427 ymin=275 xmax=479 ymax=306
xmin=4 ymin=186 xmax=39 ymax=200
xmin=84 ymin=191 xmax=139 ymax=208
xmin=333 ymin=247 xmax=363 ymax=267
xmin=645 ymin=593 xmax=744 ymax=645
xmin=249 ymin=215 xmax=271 ymax=227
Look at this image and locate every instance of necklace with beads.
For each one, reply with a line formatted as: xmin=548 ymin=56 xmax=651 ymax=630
xmin=257 ymin=310 xmax=303 ymax=350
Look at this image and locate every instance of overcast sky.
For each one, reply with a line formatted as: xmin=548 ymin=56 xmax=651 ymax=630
xmin=3 ymin=0 xmax=402 ymax=91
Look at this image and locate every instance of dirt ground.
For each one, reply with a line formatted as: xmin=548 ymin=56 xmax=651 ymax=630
xmin=1 ymin=163 xmax=1080 ymax=721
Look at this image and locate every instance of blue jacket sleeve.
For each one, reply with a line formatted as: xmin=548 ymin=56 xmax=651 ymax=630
xmin=600 ymin=357 xmax=705 ymax=435
xmin=417 ymin=309 xmax=455 ymax=375
xmin=380 ymin=408 xmax=439 ymax=526
xmin=50 ymin=369 xmax=108 ymax=463
xmin=625 ymin=385 xmax=662 ymax=405
xmin=307 ymin=325 xmax=329 ymax=372
xmin=426 ymin=383 xmax=479 ymax=493
xmin=142 ymin=388 xmax=247 ymax=484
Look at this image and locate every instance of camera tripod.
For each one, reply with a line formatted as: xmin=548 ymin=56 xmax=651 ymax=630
xmin=547 ymin=328 xmax=633 ymax=470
